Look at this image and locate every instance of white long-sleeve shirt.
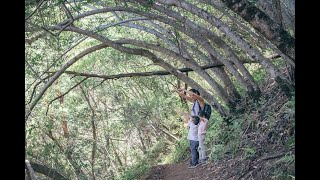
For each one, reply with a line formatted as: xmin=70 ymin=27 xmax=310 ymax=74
xmin=187 ymin=120 xmax=199 ymax=141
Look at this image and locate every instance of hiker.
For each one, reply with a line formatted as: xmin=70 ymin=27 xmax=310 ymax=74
xmin=186 ymin=115 xmax=200 ymax=168
xmin=176 ymin=88 xmax=205 ymax=117
xmin=176 ymin=88 xmax=211 ymax=168
xmin=198 ymin=110 xmax=209 ymax=165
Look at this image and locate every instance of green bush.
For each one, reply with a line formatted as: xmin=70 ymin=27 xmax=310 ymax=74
xmin=120 ymin=160 xmax=150 ymax=180
xmin=164 ymin=138 xmax=189 ymax=163
xmin=119 ymin=139 xmax=167 ymax=179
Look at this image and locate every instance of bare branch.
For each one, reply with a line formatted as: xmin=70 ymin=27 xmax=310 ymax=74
xmin=95 ymin=17 xmax=149 ymax=32
xmin=80 ymin=85 xmax=97 ymax=180
xmin=25 ymin=160 xmax=38 ymax=180
xmin=46 ymin=77 xmax=88 ymax=115
xmin=25 ymin=78 xmax=37 ymax=93
xmin=25 ymin=0 xmax=46 ymax=21
xmin=90 ymin=79 xmax=106 ymax=90
xmin=40 ymin=36 xmax=88 ymax=78
xmin=59 ymin=63 xmax=227 ymax=80
xmin=27 ymin=74 xmax=52 ymax=104
xmin=26 ymin=43 xmax=108 ymax=121
xmin=61 ymin=2 xmax=74 ymax=19
xmin=55 ymin=3 xmax=75 ymax=36
xmin=25 ymin=32 xmax=47 ymax=45
xmin=25 ymin=60 xmax=45 ymax=83
xmin=27 ymin=81 xmax=43 ymax=105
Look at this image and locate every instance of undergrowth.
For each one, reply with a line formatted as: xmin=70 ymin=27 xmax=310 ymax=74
xmin=122 ymin=82 xmax=295 ymax=179
xmin=118 ymin=139 xmax=167 ymax=180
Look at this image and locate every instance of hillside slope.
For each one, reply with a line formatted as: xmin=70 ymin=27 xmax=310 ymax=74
xmin=143 ymin=84 xmax=295 ymax=180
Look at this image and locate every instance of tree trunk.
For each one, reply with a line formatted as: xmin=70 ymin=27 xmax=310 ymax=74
xmin=25 ymin=160 xmax=38 ymax=180
xmin=208 ymin=2 xmax=294 ymax=67
xmin=180 ymin=40 xmax=242 ymax=103
xmin=110 ymin=140 xmax=123 ymax=167
xmin=132 ymin=0 xmax=258 ymax=97
xmin=28 ymin=161 xmax=68 ymax=180
xmin=209 ymin=54 xmax=241 ymax=101
xmin=137 ymin=128 xmax=147 ymax=155
xmin=114 ymin=12 xmax=239 ymax=106
xmin=118 ymin=38 xmax=235 ymax=107
xmin=160 ymin=0 xmax=293 ymax=96
xmin=218 ymin=0 xmax=295 ymax=60
xmin=48 ymin=25 xmax=229 ymax=117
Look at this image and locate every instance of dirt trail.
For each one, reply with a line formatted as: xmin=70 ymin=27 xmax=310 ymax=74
xmin=145 ymin=160 xmax=217 ymax=180
xmin=143 ymin=87 xmax=294 ymax=180
xmin=144 ymin=159 xmax=244 ymax=180
xmin=143 ymin=147 xmax=293 ymax=180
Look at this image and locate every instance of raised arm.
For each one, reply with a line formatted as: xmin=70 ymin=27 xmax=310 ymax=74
xmin=176 ymin=88 xmax=193 ymax=102
xmin=185 ymin=90 xmax=205 ymax=108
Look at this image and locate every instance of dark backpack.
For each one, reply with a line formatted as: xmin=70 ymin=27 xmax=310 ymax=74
xmin=200 ymin=103 xmax=212 ymax=120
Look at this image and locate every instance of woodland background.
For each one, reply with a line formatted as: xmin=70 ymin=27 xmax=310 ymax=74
xmin=25 ymin=0 xmax=295 ymax=179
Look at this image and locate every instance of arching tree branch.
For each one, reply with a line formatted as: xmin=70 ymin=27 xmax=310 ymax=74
xmin=217 ymin=0 xmax=295 ymax=60
xmin=45 ymin=77 xmax=88 ymax=115
xmin=26 ymin=43 xmax=108 ymax=121
xmin=46 ymin=25 xmax=229 ymax=116
xmin=56 ymin=56 xmax=277 ymax=81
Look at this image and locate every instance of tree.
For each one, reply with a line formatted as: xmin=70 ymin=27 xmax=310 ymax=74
xmin=25 ymin=0 xmax=294 ymax=178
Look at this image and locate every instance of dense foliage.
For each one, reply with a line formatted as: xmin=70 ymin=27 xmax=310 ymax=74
xmin=25 ymin=0 xmax=294 ymax=179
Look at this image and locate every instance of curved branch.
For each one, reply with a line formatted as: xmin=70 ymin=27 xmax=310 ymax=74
xmin=149 ymin=0 xmax=293 ymax=95
xmin=60 ymin=56 xmax=272 ymax=80
xmin=25 ymin=0 xmax=46 ymax=21
xmin=218 ymin=0 xmax=295 ymax=60
xmin=25 ymin=160 xmax=38 ymax=180
xmin=117 ymin=38 xmax=235 ymax=106
xmin=59 ymin=62 xmax=229 ymax=79
xmin=45 ymin=77 xmax=88 ymax=115
xmin=26 ymin=43 xmax=108 ymax=121
xmin=27 ymin=80 xmax=43 ymax=105
xmin=27 ymin=74 xmax=52 ymax=104
xmin=125 ymin=4 xmax=255 ymax=94
xmin=32 ymin=5 xmax=254 ymax=96
xmin=96 ymin=17 xmax=149 ymax=32
xmin=47 ymin=25 xmax=229 ymax=117
xmin=208 ymin=1 xmax=294 ymax=67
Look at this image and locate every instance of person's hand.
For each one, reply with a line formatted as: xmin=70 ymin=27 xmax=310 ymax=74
xmin=176 ymin=88 xmax=184 ymax=94
xmin=176 ymin=88 xmax=183 ymax=92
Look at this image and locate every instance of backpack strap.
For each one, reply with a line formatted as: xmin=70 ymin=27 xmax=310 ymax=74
xmin=192 ymin=100 xmax=201 ymax=115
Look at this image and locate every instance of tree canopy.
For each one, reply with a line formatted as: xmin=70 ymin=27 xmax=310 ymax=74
xmin=25 ymin=0 xmax=295 ymax=179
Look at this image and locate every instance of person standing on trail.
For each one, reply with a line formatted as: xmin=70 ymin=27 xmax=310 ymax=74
xmin=198 ymin=110 xmax=209 ymax=165
xmin=186 ymin=115 xmax=200 ymax=168
xmin=176 ymin=88 xmax=205 ymax=168
xmin=176 ymin=88 xmax=205 ymax=117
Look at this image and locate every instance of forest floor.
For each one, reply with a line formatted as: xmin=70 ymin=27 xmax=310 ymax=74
xmin=143 ymin=83 xmax=295 ymax=180
xmin=143 ymin=146 xmax=294 ymax=180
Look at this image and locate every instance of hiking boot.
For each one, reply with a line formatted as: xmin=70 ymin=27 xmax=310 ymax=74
xmin=200 ymin=160 xmax=208 ymax=166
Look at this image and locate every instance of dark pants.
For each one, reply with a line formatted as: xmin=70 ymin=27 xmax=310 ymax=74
xmin=189 ymin=140 xmax=199 ymax=166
